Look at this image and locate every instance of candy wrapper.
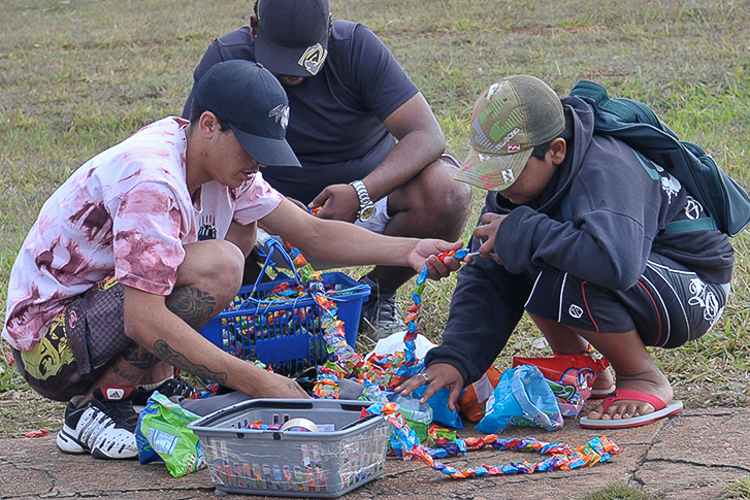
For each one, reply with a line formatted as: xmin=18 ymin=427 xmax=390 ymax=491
xmin=512 ymin=353 xmax=610 ymax=417
xmin=136 ymin=392 xmax=206 ymax=477
xmin=476 ymin=365 xmax=563 ymax=434
xmin=458 ymin=365 xmax=503 ymax=422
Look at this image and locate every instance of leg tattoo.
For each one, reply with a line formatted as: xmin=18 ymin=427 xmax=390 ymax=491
xmin=152 ymin=339 xmax=228 ymax=384
xmin=121 ymin=342 xmax=161 ymax=371
xmin=165 ymin=286 xmax=217 ymax=330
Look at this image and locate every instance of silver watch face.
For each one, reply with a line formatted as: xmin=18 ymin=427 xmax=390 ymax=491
xmin=359 ymin=205 xmax=376 ymax=221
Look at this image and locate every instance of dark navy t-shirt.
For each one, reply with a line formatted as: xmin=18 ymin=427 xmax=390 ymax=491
xmin=184 ymin=20 xmax=419 ymax=204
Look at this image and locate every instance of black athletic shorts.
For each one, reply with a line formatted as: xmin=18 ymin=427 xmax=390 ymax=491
xmin=12 ymin=276 xmax=132 ymax=402
xmin=524 ymin=253 xmax=730 ymax=348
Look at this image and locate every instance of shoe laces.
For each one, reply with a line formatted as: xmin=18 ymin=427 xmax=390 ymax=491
xmin=97 ymin=399 xmax=139 ymax=432
xmin=157 ymin=377 xmax=198 ymax=399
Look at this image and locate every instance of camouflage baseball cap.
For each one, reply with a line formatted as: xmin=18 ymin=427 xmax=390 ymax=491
xmin=455 ymin=75 xmax=564 ymax=191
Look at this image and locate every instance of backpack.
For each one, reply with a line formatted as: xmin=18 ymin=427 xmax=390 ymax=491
xmin=568 ymin=80 xmax=750 ymax=237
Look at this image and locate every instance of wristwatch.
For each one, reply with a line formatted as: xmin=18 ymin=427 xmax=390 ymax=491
xmin=349 ymin=180 xmax=376 ymax=222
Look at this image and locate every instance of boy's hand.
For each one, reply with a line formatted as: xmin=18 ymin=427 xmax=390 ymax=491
xmin=473 ymin=213 xmax=507 ymax=265
xmin=408 ymin=240 xmax=464 ymax=279
xmin=394 ymin=363 xmax=464 ymax=411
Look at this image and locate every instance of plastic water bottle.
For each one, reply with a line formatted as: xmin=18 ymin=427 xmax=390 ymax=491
xmin=386 ymin=392 xmax=433 ymax=443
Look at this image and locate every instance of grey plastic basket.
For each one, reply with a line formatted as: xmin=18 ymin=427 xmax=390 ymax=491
xmin=188 ymin=399 xmax=390 ymax=498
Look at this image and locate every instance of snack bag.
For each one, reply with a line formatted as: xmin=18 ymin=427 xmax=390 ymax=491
xmin=476 ymin=365 xmax=563 ymax=434
xmin=458 ymin=365 xmax=503 ymax=422
xmin=136 ymin=392 xmax=206 ymax=477
xmin=512 ymin=353 xmax=609 ymax=416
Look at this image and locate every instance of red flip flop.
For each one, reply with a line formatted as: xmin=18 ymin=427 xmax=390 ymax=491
xmin=579 ymin=389 xmax=683 ymax=429
xmin=589 ymin=384 xmax=616 ymax=400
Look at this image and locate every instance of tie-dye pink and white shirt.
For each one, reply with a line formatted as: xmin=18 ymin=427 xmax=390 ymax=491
xmin=3 ymin=117 xmax=283 ymax=351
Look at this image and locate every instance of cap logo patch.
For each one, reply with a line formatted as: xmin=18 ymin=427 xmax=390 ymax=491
xmin=500 ymin=168 xmax=515 ymax=184
xmin=508 ymin=143 xmax=520 ymax=153
xmin=491 ymin=127 xmax=521 ymax=153
xmin=298 ymin=43 xmax=327 ymax=76
xmin=268 ymin=104 xmax=290 ymax=130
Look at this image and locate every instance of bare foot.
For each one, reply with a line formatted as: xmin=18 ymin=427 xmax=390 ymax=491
xmin=586 ymin=371 xmax=673 ymax=421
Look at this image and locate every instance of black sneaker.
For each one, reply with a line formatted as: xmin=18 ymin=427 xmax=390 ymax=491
xmin=56 ymin=387 xmax=139 ymax=459
xmin=130 ymin=376 xmax=199 ymax=406
xmin=359 ymin=276 xmax=406 ymax=341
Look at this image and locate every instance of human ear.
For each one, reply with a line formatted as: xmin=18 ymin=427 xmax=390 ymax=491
xmin=250 ymin=14 xmax=259 ymax=39
xmin=549 ymin=138 xmax=567 ymax=165
xmin=199 ymin=111 xmax=220 ymax=138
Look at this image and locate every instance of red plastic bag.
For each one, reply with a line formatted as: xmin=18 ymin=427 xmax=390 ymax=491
xmin=512 ymin=354 xmax=609 ymax=416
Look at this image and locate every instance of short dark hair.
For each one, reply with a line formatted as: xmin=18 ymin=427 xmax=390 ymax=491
xmin=189 ymin=103 xmax=232 ymax=132
xmin=530 ymin=141 xmax=554 ymax=161
xmin=529 ymin=115 xmax=572 ymax=160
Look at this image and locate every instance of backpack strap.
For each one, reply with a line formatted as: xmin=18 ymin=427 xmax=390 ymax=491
xmin=662 ymin=218 xmax=716 ymax=235
xmin=559 ymin=191 xmax=573 ymax=222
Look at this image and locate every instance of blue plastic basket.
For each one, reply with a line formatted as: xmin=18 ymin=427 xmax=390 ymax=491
xmin=200 ymin=240 xmax=370 ymax=375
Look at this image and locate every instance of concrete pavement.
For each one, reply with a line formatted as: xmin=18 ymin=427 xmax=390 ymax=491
xmin=3 ymin=407 xmax=750 ymax=500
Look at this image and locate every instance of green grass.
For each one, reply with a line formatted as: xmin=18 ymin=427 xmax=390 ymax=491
xmin=722 ymin=477 xmax=750 ymax=499
xmin=1 ymin=0 xmax=749 ymax=443
xmin=580 ymin=483 xmax=665 ymax=500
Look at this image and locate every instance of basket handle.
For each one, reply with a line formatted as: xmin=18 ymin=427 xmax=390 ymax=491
xmin=250 ymin=235 xmax=304 ymax=298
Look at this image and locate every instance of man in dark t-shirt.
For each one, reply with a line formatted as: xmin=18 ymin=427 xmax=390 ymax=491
xmin=184 ymin=0 xmax=472 ymax=340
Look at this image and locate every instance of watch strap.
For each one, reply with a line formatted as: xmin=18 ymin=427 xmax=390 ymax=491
xmin=349 ymin=180 xmax=374 ymax=219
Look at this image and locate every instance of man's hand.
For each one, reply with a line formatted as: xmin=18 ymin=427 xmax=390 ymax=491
xmin=286 ymin=197 xmax=309 ymax=212
xmin=408 ymin=239 xmax=464 ymax=279
xmin=395 ymin=363 xmax=464 ymax=411
xmin=308 ymin=184 xmax=360 ymax=222
xmin=250 ymin=370 xmax=310 ymax=399
xmin=473 ymin=213 xmax=507 ymax=265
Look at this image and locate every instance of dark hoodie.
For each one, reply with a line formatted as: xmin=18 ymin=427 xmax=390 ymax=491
xmin=425 ymin=96 xmax=734 ymax=386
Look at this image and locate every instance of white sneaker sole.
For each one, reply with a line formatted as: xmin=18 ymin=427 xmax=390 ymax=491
xmin=57 ymin=425 xmax=86 ymax=454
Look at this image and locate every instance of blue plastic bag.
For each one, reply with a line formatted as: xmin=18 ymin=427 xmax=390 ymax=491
xmin=413 ymin=385 xmax=463 ymax=429
xmin=475 ymin=365 xmax=563 ymax=434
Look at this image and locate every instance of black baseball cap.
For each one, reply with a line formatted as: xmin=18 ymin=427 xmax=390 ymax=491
xmin=255 ymin=0 xmax=330 ymax=77
xmin=193 ymin=60 xmax=300 ymax=167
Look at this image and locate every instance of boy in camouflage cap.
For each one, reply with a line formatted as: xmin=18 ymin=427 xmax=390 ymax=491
xmin=398 ymin=75 xmax=734 ymax=429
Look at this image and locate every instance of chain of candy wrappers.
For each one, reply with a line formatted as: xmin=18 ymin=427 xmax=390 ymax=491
xmin=275 ymin=242 xmax=471 ymax=399
xmin=364 ymin=402 xmax=621 ymax=478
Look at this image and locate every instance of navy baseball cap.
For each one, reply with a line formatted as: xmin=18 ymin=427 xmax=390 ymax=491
xmin=193 ymin=60 xmax=300 ymax=167
xmin=255 ymin=0 xmax=330 ymax=77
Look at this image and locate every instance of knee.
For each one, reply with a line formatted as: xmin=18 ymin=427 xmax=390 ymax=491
xmin=418 ymin=159 xmax=473 ymax=223
xmin=179 ymin=240 xmax=244 ymax=304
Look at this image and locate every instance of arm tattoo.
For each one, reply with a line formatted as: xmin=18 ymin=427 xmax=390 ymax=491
xmin=152 ymin=339 xmax=228 ymax=384
xmin=165 ymin=286 xmax=217 ymax=330
xmin=121 ymin=342 xmax=161 ymax=371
